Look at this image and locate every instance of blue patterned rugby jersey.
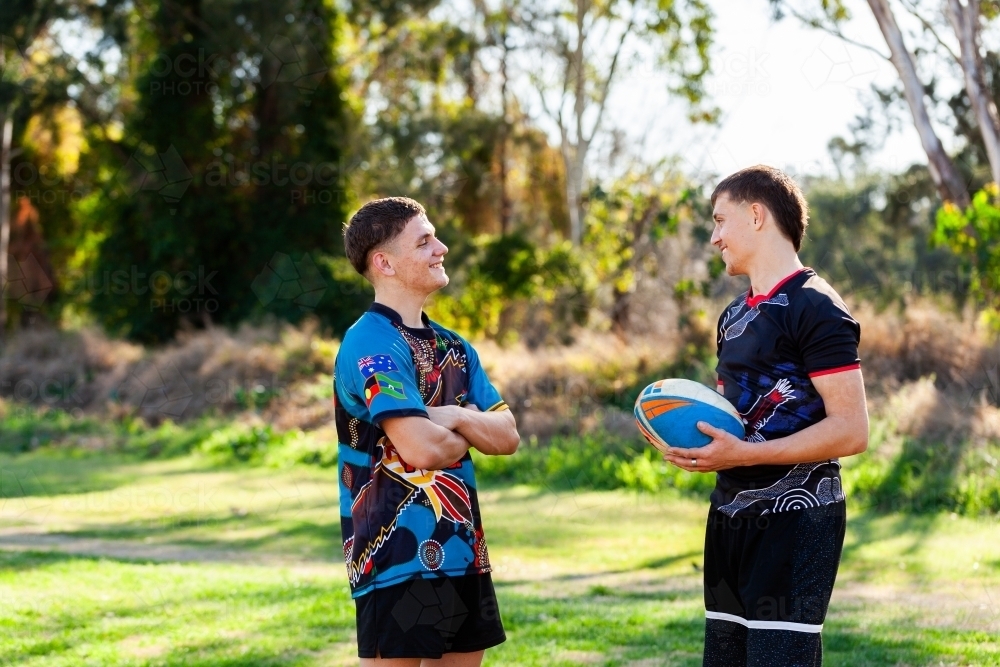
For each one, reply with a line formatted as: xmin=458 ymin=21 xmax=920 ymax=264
xmin=333 ymin=303 xmax=509 ymax=598
xmin=713 ymin=268 xmax=861 ymax=518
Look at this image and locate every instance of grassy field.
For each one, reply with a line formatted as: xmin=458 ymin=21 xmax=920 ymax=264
xmin=1 ymin=450 xmax=999 ymax=666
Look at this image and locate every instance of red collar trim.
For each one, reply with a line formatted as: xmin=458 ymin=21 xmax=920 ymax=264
xmin=746 ymin=268 xmax=809 ymax=308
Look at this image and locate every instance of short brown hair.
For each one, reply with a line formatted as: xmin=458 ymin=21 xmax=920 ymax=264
xmin=344 ymin=197 xmax=425 ymax=276
xmin=711 ymin=165 xmax=809 ymax=251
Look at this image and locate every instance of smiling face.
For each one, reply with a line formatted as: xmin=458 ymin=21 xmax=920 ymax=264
xmin=710 ymin=193 xmax=759 ymax=276
xmin=370 ymin=214 xmax=449 ymax=294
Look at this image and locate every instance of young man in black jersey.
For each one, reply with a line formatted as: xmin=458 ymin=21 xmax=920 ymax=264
xmin=660 ymin=165 xmax=869 ymax=666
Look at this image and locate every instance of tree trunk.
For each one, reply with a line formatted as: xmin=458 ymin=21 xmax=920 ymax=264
xmin=568 ymin=0 xmax=587 ymax=245
xmin=564 ymin=152 xmax=584 ymax=245
xmin=498 ymin=23 xmax=512 ymax=235
xmin=947 ymin=0 xmax=1000 ymax=188
xmin=0 ymin=110 xmax=13 ymax=346
xmin=867 ymin=0 xmax=971 ymax=206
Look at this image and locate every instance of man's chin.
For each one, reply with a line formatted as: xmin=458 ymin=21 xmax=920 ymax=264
xmin=430 ymin=271 xmax=449 ymax=290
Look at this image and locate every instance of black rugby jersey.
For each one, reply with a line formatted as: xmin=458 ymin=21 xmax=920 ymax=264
xmin=713 ymin=267 xmax=861 ymax=517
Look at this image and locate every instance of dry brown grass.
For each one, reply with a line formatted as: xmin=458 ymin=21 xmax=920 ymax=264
xmin=852 ymin=298 xmax=1000 ymax=447
xmin=0 ymin=317 xmax=683 ymax=438
xmin=0 ymin=327 xmax=143 ymax=413
xmin=473 ymin=329 xmax=681 ymax=438
xmin=0 ymin=318 xmax=333 ymax=425
xmin=855 ymin=300 xmax=982 ymax=390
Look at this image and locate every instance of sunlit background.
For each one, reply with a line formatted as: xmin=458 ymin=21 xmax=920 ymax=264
xmin=1 ymin=0 xmax=999 ymax=664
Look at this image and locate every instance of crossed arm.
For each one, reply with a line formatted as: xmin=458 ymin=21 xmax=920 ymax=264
xmin=661 ymin=369 xmax=869 ymax=472
xmin=382 ymin=405 xmax=520 ymax=470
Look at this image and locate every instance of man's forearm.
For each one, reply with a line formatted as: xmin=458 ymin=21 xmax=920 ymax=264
xmin=454 ymin=409 xmax=519 ymax=455
xmin=744 ymin=414 xmax=868 ymax=466
xmin=422 ymin=425 xmax=474 ymax=469
xmin=383 ymin=416 xmax=472 ymax=470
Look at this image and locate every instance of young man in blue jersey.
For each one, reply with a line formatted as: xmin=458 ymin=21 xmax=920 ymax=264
xmin=659 ymin=166 xmax=869 ymax=666
xmin=334 ymin=197 xmax=520 ymax=666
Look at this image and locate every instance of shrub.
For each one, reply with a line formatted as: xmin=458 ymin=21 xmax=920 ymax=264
xmin=472 ymin=430 xmax=715 ymax=495
xmin=262 ymin=429 xmax=338 ymax=468
xmin=841 ymin=415 xmax=1000 ymax=515
xmin=198 ymin=424 xmax=279 ymax=464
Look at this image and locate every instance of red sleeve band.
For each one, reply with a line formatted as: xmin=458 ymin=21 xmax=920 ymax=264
xmin=808 ymin=363 xmax=861 ymax=378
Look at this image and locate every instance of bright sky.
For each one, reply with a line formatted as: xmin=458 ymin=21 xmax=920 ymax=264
xmin=608 ymin=0 xmax=929 ymax=181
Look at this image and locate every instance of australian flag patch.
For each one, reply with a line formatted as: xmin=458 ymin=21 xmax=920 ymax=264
xmin=358 ymin=354 xmax=400 ymax=378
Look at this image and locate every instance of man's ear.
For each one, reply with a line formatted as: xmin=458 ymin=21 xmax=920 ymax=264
xmin=750 ymin=202 xmax=766 ymax=230
xmin=370 ymin=249 xmax=395 ymax=278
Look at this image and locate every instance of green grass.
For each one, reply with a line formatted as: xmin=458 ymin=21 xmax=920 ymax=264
xmin=0 ymin=551 xmax=356 ymax=666
xmin=1 ymin=550 xmax=997 ymax=667
xmin=2 ymin=451 xmax=1000 ymax=665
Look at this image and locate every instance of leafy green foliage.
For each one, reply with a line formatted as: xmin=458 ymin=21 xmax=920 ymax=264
xmin=933 ymin=185 xmax=1000 ymax=326
xmin=582 ymin=170 xmax=707 ymax=333
xmin=198 ymin=424 xmax=279 ymax=464
xmin=0 ymin=404 xmax=102 ymax=454
xmin=584 ymin=175 xmax=686 ymax=296
xmin=473 ymin=430 xmax=716 ymax=495
xmin=198 ymin=424 xmax=339 ymax=467
xmin=842 ymin=416 xmax=1000 ymax=516
xmin=798 ymin=174 xmax=967 ymax=306
xmin=0 ymin=403 xmax=222 ymax=458
xmin=428 ymin=232 xmax=591 ymax=340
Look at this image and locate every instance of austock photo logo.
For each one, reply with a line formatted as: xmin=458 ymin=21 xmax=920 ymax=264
xmin=143 ymin=48 xmax=224 ymax=96
xmin=203 ymin=149 xmax=344 ymax=205
xmin=0 ymin=465 xmax=52 ymax=523
xmin=111 ymin=143 xmax=348 ymax=209
xmin=1 ymin=253 xmax=53 ymax=310
xmin=114 ymin=360 xmax=195 ymax=419
xmin=251 ymin=252 xmax=327 ymax=312
xmin=113 ymin=145 xmax=194 ymax=215
xmin=259 ymin=33 xmax=330 ymax=101
xmin=138 ymin=23 xmax=332 ymax=100
xmin=799 ymin=37 xmax=880 ymax=91
xmin=707 ymin=48 xmax=771 ymax=98
xmin=108 ymin=26 xmax=336 ymax=211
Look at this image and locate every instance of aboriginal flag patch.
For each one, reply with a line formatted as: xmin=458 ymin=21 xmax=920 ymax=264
xmin=363 ymin=372 xmax=406 ymax=406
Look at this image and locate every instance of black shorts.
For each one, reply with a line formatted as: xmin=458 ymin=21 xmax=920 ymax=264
xmin=702 ymin=502 xmax=846 ymax=667
xmin=354 ymin=573 xmax=506 ymax=659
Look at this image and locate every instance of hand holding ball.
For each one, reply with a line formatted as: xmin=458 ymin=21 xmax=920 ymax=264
xmin=634 ymin=379 xmax=745 ymax=452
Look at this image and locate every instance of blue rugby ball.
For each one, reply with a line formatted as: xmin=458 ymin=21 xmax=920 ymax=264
xmin=634 ymin=379 xmax=745 ymax=451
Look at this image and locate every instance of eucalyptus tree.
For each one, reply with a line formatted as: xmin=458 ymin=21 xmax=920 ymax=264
xmin=771 ymin=0 xmax=1000 ymax=205
xmin=511 ymin=0 xmax=716 ymax=245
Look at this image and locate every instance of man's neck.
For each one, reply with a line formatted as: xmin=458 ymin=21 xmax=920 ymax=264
xmin=373 ymin=287 xmax=429 ymax=329
xmin=747 ymin=252 xmax=804 ymax=298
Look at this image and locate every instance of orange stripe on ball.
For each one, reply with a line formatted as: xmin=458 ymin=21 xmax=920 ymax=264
xmin=642 ymin=398 xmax=692 ymax=419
